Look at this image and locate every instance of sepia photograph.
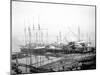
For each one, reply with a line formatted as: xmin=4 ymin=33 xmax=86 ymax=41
xmin=11 ymin=0 xmax=96 ymax=74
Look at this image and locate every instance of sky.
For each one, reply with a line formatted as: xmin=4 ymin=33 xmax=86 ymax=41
xmin=12 ymin=1 xmax=95 ymax=52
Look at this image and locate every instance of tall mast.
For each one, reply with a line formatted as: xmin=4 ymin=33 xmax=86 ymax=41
xmin=28 ymin=26 xmax=32 ymax=66
xmin=59 ymin=31 xmax=62 ymax=43
xmin=78 ymin=25 xmax=80 ymax=42
xmin=38 ymin=16 xmax=42 ymax=66
xmin=38 ymin=16 xmax=41 ymax=44
xmin=24 ymin=21 xmax=27 ymax=45
xmin=36 ymin=32 xmax=38 ymax=44
xmin=87 ymin=32 xmax=91 ymax=44
xmin=28 ymin=26 xmax=31 ymax=44
xmin=24 ymin=20 xmax=27 ymax=72
xmin=33 ymin=17 xmax=38 ymax=67
xmin=33 ymin=17 xmax=35 ymax=44
xmin=56 ymin=35 xmax=59 ymax=43
xmin=46 ymin=30 xmax=48 ymax=44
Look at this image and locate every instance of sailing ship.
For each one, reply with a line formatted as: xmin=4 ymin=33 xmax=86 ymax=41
xmin=11 ymin=18 xmax=96 ymax=74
